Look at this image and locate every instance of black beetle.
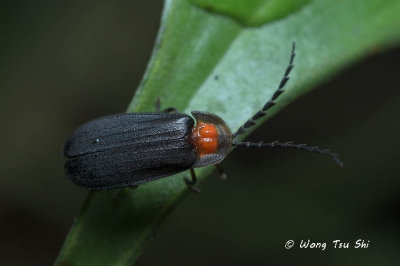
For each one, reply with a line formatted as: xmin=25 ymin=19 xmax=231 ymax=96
xmin=64 ymin=43 xmax=342 ymax=191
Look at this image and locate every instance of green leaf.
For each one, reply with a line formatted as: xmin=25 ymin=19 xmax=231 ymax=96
xmin=189 ymin=0 xmax=312 ymax=26
xmin=55 ymin=0 xmax=400 ymax=265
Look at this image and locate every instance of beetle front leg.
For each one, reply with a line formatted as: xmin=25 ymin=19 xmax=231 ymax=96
xmin=184 ymin=168 xmax=201 ymax=193
xmin=215 ymin=163 xmax=227 ymax=181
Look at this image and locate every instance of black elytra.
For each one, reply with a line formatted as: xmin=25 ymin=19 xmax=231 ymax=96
xmin=63 ymin=42 xmax=343 ymax=191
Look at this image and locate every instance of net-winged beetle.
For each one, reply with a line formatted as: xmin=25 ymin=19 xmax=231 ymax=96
xmin=64 ymin=43 xmax=342 ymax=192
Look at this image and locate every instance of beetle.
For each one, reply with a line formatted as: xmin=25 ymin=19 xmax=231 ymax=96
xmin=64 ymin=43 xmax=342 ymax=192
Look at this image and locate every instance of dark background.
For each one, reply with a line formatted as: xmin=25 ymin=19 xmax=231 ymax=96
xmin=1 ymin=1 xmax=399 ymax=265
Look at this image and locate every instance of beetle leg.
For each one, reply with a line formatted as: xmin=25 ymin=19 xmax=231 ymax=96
xmin=155 ymin=97 xmax=161 ymax=112
xmin=162 ymin=107 xmax=179 ymax=113
xmin=184 ymin=168 xmax=201 ymax=193
xmin=155 ymin=97 xmax=179 ymax=113
xmin=113 ymin=185 xmax=138 ymax=200
xmin=215 ymin=163 xmax=227 ymax=181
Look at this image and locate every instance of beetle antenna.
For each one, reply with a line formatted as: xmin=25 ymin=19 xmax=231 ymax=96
xmin=232 ymin=141 xmax=343 ymax=167
xmin=232 ymin=42 xmax=296 ymax=139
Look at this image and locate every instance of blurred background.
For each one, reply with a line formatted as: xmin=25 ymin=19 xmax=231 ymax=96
xmin=1 ymin=1 xmax=399 ymax=265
